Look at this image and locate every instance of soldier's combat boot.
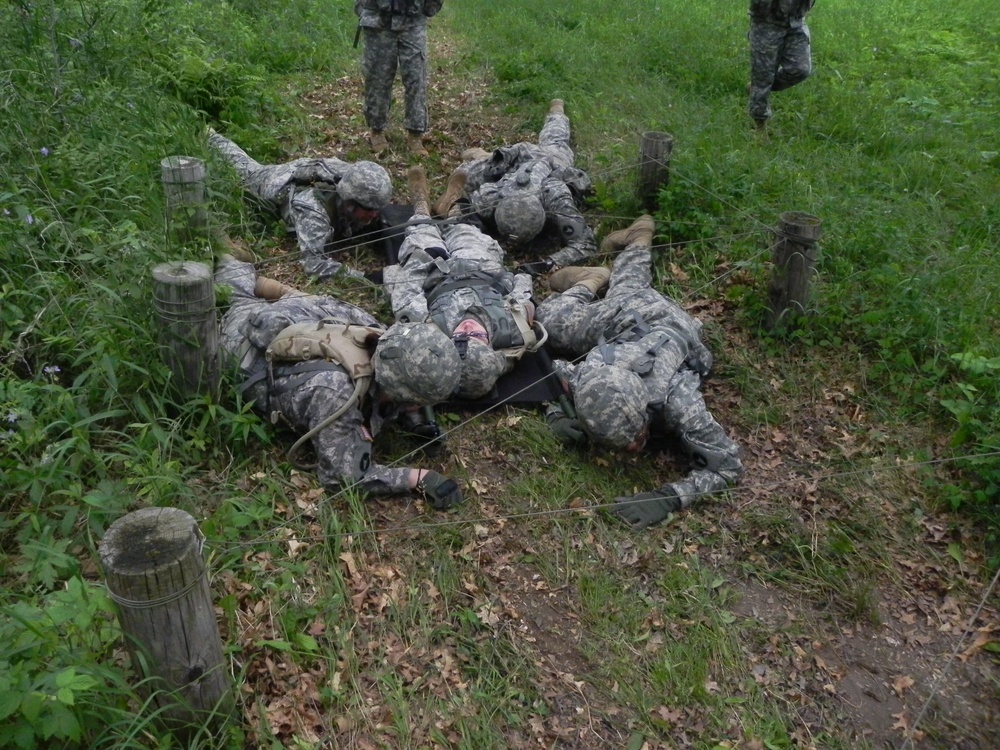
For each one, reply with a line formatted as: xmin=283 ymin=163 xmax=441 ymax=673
xmin=254 ymin=276 xmax=301 ymax=300
xmin=548 ymin=266 xmax=611 ymax=295
xmin=461 ymin=147 xmax=491 ymax=162
xmin=599 ymin=214 xmax=655 ymax=254
xmin=407 ymin=130 xmax=429 ymax=157
xmin=433 ymin=168 xmax=468 ymax=218
xmin=549 ymin=98 xmax=565 ymax=116
xmin=407 ymin=165 xmax=431 ymax=217
xmin=369 ymin=130 xmax=388 ymax=153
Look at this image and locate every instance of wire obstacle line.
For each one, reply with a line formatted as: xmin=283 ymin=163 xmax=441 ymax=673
xmin=903 ymin=561 xmax=1000 ymax=750
xmin=215 ymin=448 xmax=1000 ymax=553
xmin=242 ymin=153 xmax=774 ymax=284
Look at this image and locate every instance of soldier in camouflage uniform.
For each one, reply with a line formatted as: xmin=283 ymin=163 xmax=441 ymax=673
xmin=355 ymin=0 xmax=443 ymax=156
xmin=748 ymin=0 xmax=816 ymax=128
xmin=209 ymin=130 xmax=392 ymax=280
xmin=377 ymin=167 xmax=542 ymax=402
xmin=216 ymin=255 xmax=462 ymax=507
xmin=535 ymin=216 xmax=743 ymax=530
xmin=434 ymin=99 xmax=597 ymax=274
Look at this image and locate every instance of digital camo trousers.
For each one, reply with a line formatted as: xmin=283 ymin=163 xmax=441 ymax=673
xmin=748 ymin=20 xmax=812 ymax=121
xmin=362 ymin=23 xmax=429 ymax=134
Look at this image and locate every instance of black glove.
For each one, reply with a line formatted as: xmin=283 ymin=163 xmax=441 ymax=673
xmin=418 ymin=471 xmax=463 ymax=510
xmin=545 ymin=413 xmax=586 ymax=446
xmin=517 ymin=259 xmax=554 ymax=277
xmin=611 ymin=486 xmax=681 ymax=530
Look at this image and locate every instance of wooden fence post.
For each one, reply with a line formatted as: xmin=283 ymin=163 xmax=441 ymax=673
xmin=637 ymin=131 xmax=674 ymax=211
xmin=765 ymin=211 xmax=822 ymax=331
xmin=161 ymin=156 xmax=209 ymax=245
xmin=99 ymin=507 xmax=233 ymax=740
xmin=152 ymin=261 xmax=220 ymax=400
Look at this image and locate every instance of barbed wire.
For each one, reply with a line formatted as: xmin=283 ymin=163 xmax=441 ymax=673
xmin=213 ymin=427 xmax=1000 ymax=553
xmin=904 ymin=561 xmax=1000 ymax=748
xmin=229 ymin=150 xmax=783 ymax=297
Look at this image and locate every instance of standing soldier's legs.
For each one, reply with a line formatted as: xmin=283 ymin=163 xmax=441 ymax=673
xmin=362 ymin=28 xmax=399 ymax=132
xmin=398 ymin=24 xmax=429 ymax=134
xmin=772 ymin=24 xmax=811 ymax=91
xmin=537 ymin=112 xmax=574 ymax=168
xmin=748 ymin=22 xmax=785 ymax=122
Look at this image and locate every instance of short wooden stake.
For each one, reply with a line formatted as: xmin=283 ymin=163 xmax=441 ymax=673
xmin=99 ymin=507 xmax=233 ymax=739
xmin=152 ymin=261 xmax=220 ymax=399
xmin=765 ymin=211 xmax=822 ymax=331
xmin=636 ymin=131 xmax=674 ymax=211
xmin=161 ymin=156 xmax=209 ymax=245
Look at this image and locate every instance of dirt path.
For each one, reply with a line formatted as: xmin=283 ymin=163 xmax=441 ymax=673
xmin=238 ymin=29 xmax=1000 ymax=750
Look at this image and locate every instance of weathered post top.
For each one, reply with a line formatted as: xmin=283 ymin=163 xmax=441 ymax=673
xmin=99 ymin=507 xmax=232 ymax=738
xmin=637 ymin=130 xmax=674 ymax=212
xmin=100 ymin=506 xmax=203 ymax=579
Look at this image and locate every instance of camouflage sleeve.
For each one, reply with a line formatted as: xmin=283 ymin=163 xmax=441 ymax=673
xmin=470 ymin=181 xmax=503 ymax=220
xmin=383 ymin=258 xmax=431 ymax=323
xmin=510 ymin=272 xmax=534 ymax=306
xmin=547 ymin=228 xmax=598 ymax=268
xmin=551 ymin=358 xmax=577 ymax=387
xmin=290 ymin=158 xmax=347 ymax=186
xmin=209 ymin=131 xmax=296 ymax=205
xmin=535 ymin=285 xmax=600 ymax=355
xmin=285 ymin=187 xmax=349 ymax=279
xmin=285 ymin=371 xmax=411 ymax=496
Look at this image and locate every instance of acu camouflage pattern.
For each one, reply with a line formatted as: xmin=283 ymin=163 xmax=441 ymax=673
xmin=337 ymin=161 xmax=392 ymax=209
xmin=571 ymin=363 xmax=649 ymax=448
xmin=382 ymin=219 xmax=534 ymax=396
xmin=492 ymin=191 xmax=546 ymax=245
xmin=357 ymin=0 xmax=430 ymax=134
xmin=215 ymin=257 xmax=410 ymax=495
xmin=455 ymin=339 xmax=508 ymax=399
xmin=372 ymin=321 xmax=462 ymax=405
xmin=748 ymin=0 xmax=815 ymax=122
xmin=461 ymin=112 xmax=597 ymax=267
xmin=385 ymin=220 xmax=532 ymax=335
xmin=209 ymin=131 xmax=381 ymax=279
xmin=538 ymin=240 xmax=743 ymax=505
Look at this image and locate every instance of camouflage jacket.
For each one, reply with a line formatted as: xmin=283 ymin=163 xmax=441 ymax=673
xmin=384 ymin=221 xmax=533 ymax=345
xmin=356 ymin=0 xmax=441 ymax=31
xmin=216 ymin=259 xmax=409 ymax=495
xmin=750 ymin=0 xmax=815 ymax=23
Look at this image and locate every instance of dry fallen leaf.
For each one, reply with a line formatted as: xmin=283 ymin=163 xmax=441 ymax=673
xmin=893 ymin=675 xmax=915 ymax=697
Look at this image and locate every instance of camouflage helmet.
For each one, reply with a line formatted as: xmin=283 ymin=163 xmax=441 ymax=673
xmin=373 ymin=322 xmax=461 ymax=404
xmin=573 ymin=363 xmax=649 ymax=448
xmin=494 ymin=192 xmax=545 ymax=245
xmin=456 ymin=340 xmax=508 ymax=399
xmin=337 ymin=161 xmax=392 ymax=209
